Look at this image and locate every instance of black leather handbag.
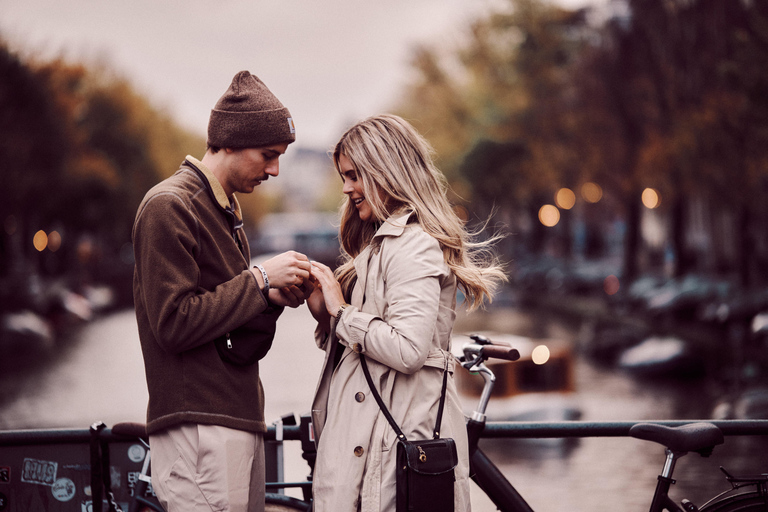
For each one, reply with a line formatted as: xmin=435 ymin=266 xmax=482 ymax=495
xmin=360 ymin=354 xmax=458 ymax=512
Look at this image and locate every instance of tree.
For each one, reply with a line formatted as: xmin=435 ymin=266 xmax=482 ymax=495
xmin=0 ymin=43 xmax=71 ymax=273
xmin=579 ymin=0 xmax=768 ymax=284
xmin=398 ymin=0 xmax=590 ymax=257
xmin=0 ymin=42 xmax=205 ymax=308
xmin=399 ymin=0 xmax=768 ymax=288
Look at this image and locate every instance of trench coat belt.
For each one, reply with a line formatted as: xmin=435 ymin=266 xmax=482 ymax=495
xmin=422 ymin=348 xmax=455 ymax=373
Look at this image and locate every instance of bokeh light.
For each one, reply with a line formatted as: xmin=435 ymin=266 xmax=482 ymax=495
xmin=33 ymin=230 xmax=48 ymax=252
xmin=532 ymin=345 xmax=550 ymax=365
xmin=581 ymin=182 xmax=603 ymax=203
xmin=4 ymin=215 xmax=17 ymax=235
xmin=453 ymin=205 xmax=469 ymax=222
xmin=538 ymin=204 xmax=560 ymax=227
xmin=555 ymin=188 xmax=576 ymax=210
xmin=604 ymin=274 xmax=620 ymax=295
xmin=47 ymin=230 xmax=62 ymax=252
xmin=642 ymin=188 xmax=661 ymax=209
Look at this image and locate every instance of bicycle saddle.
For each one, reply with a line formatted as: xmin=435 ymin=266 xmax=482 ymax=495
xmin=629 ymin=422 xmax=724 ymax=455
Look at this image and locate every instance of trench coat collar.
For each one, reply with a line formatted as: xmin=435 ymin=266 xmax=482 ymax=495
xmin=351 ymin=210 xmax=416 ymax=307
xmin=372 ymin=209 xmax=415 ymax=241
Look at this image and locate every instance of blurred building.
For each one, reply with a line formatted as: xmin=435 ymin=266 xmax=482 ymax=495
xmin=272 ymin=147 xmax=337 ymax=213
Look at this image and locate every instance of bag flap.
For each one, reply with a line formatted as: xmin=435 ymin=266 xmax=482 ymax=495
xmin=400 ymin=438 xmax=458 ymax=475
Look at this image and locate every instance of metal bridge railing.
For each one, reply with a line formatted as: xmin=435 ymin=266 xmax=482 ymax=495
xmin=481 ymin=420 xmax=768 ymax=438
xmin=3 ymin=420 xmax=768 ymax=447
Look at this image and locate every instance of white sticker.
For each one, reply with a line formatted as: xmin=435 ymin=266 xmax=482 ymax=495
xmin=127 ymin=444 xmax=146 ymax=463
xmin=21 ymin=458 xmax=57 ymax=486
xmin=287 ymin=117 xmax=296 ymax=134
xmin=51 ymin=478 xmax=76 ymax=502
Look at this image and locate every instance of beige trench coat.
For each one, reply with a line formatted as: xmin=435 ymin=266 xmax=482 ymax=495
xmin=310 ymin=211 xmax=471 ymax=512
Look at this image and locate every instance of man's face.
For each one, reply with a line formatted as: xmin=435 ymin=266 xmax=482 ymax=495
xmin=222 ymin=143 xmax=289 ymax=196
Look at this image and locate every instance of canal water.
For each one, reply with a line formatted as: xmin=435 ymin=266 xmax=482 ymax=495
xmin=1 ymin=306 xmax=766 ymax=511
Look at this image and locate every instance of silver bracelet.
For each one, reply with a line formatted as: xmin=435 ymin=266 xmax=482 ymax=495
xmin=254 ymin=264 xmax=269 ymax=294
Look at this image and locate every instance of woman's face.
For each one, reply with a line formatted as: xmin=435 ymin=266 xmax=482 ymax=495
xmin=339 ymin=153 xmax=379 ymax=223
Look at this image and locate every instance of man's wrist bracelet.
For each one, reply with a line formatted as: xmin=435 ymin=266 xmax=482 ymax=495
xmin=254 ymin=264 xmax=269 ymax=295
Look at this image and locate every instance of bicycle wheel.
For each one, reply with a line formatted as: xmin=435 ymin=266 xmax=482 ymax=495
xmin=699 ymin=490 xmax=768 ymax=511
xmin=265 ymin=493 xmax=312 ymax=511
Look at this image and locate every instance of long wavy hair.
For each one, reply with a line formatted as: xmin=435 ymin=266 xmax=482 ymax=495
xmin=332 ymin=114 xmax=506 ymax=310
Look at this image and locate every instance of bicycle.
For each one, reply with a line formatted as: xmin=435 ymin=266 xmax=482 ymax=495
xmin=463 ymin=334 xmax=768 ymax=512
xmin=105 ymin=334 xmax=768 ymax=512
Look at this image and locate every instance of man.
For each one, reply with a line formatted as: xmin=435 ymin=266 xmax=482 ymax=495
xmin=132 ymin=70 xmax=311 ymax=512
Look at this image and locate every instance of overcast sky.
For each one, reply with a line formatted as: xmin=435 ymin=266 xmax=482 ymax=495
xmin=0 ymin=0 xmax=601 ymax=150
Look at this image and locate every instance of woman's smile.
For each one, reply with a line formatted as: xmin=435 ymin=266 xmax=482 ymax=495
xmin=339 ymin=154 xmax=376 ymax=222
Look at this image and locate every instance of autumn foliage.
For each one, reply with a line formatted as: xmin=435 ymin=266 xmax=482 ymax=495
xmin=0 ymin=42 xmax=204 ymax=304
xmin=397 ymin=0 xmax=768 ymax=287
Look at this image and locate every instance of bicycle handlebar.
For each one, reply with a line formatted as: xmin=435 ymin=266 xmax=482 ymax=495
xmin=460 ymin=336 xmax=521 ymax=369
xmin=481 ymin=345 xmax=520 ymax=361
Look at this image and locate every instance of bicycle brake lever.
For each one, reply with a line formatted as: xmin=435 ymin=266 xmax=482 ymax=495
xmin=470 ymin=334 xmax=491 ymax=345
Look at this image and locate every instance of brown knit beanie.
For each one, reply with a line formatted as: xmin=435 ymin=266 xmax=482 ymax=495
xmin=208 ymin=71 xmax=296 ymax=148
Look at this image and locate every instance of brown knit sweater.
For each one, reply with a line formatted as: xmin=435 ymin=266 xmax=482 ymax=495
xmin=132 ymin=156 xmax=276 ymax=434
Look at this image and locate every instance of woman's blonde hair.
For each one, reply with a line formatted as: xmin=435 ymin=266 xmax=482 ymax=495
xmin=332 ymin=114 xmax=506 ymax=310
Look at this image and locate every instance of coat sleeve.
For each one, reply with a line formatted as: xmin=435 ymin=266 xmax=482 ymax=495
xmin=133 ymin=191 xmax=267 ymax=354
xmin=335 ymin=227 xmax=447 ymax=374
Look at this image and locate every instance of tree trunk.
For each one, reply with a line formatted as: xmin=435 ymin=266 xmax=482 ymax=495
xmin=671 ymin=193 xmax=686 ymax=277
xmin=737 ymin=205 xmax=751 ymax=288
xmin=622 ymin=189 xmax=641 ymax=283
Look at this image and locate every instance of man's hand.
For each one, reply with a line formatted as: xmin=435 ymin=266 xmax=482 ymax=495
xmin=268 ymin=274 xmax=316 ymax=308
xmin=252 ymin=251 xmax=311 ymax=291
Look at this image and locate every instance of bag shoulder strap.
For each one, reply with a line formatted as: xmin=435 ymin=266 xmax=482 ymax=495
xmin=359 ymin=354 xmax=448 ymax=441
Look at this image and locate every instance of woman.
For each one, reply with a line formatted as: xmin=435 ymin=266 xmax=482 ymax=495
xmin=307 ymin=114 xmax=506 ymax=511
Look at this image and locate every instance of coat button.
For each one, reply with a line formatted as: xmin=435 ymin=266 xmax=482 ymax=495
xmin=354 ymin=446 xmax=364 ymax=457
xmin=352 ymin=343 xmax=362 ymax=353
xmin=355 ymin=392 xmax=365 ymax=402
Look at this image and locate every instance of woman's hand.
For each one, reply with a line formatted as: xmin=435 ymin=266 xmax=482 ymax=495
xmin=269 ymin=279 xmax=314 ymax=308
xmin=307 ymin=285 xmax=329 ymax=328
xmin=310 ymin=261 xmax=346 ymax=318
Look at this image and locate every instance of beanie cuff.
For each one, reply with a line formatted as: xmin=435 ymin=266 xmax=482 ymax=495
xmin=207 ymin=107 xmax=296 ymax=148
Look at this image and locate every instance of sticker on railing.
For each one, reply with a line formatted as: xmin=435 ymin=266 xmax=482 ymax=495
xmin=127 ymin=444 xmax=146 ymax=463
xmin=51 ymin=477 xmax=76 ymax=502
xmin=21 ymin=458 xmax=57 ymax=486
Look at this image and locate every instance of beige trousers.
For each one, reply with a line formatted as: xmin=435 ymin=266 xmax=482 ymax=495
xmin=149 ymin=424 xmax=265 ymax=512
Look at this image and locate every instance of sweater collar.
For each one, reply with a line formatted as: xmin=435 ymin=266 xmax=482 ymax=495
xmin=185 ymin=155 xmax=243 ymax=221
